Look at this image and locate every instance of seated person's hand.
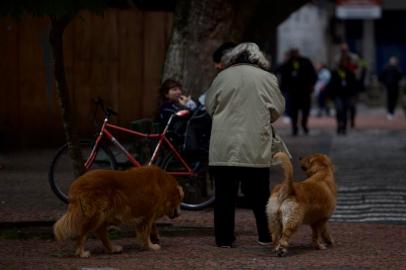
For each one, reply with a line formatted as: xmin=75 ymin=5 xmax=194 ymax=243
xmin=178 ymin=95 xmax=190 ymax=106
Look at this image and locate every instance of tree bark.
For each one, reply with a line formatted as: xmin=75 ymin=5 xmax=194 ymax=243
xmin=162 ymin=0 xmax=311 ymax=98
xmin=162 ymin=0 xmax=236 ymax=97
xmin=49 ymin=15 xmax=85 ymax=177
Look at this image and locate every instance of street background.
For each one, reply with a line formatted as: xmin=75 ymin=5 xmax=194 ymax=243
xmin=0 ymin=104 xmax=406 ymax=269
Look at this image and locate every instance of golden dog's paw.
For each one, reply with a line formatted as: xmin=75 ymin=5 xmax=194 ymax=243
xmin=150 ymin=234 xmax=160 ymax=244
xmin=110 ymin=245 xmax=123 ymax=254
xmin=77 ymin=250 xmax=91 ymax=258
xmin=149 ymin=243 xmax=161 ymax=251
xmin=326 ymin=238 xmax=335 ymax=246
xmin=317 ymin=243 xmax=327 ymax=250
xmin=275 ymin=245 xmax=288 ymax=257
xmin=312 ymin=241 xmax=327 ymax=250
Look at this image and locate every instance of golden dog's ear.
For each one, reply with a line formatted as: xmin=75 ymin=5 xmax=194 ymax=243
xmin=178 ymin=185 xmax=184 ymax=200
xmin=316 ymin=154 xmax=332 ymax=167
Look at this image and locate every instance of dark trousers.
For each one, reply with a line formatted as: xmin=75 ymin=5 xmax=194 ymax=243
xmin=349 ymin=96 xmax=357 ymax=127
xmin=211 ymin=166 xmax=271 ymax=246
xmin=289 ymin=95 xmax=311 ymax=134
xmin=334 ymin=97 xmax=350 ymax=133
xmin=386 ymin=87 xmax=399 ymax=115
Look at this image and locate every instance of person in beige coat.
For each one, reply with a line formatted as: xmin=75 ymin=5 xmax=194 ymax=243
xmin=205 ymin=42 xmax=288 ymax=247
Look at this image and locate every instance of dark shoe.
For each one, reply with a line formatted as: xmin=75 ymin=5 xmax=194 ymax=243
xmin=292 ymin=127 xmax=298 ymax=136
xmin=217 ymin=241 xmax=234 ymax=248
xmin=337 ymin=127 xmax=346 ymax=135
xmin=216 ymin=235 xmax=236 ymax=248
xmin=303 ymin=126 xmax=309 ymax=135
xmin=218 ymin=244 xmax=233 ymax=248
xmin=350 ymin=120 xmax=355 ymax=128
xmin=257 ymin=240 xmax=272 ymax=246
xmin=258 ymin=234 xmax=272 ymax=245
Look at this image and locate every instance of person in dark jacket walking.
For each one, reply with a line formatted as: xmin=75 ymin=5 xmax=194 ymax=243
xmin=379 ymin=56 xmax=403 ymax=120
xmin=327 ymin=56 xmax=358 ymax=135
xmin=278 ymin=48 xmax=317 ymax=135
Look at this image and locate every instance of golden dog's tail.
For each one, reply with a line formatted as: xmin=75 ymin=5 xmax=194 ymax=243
xmin=274 ymin=152 xmax=294 ymax=198
xmin=53 ymin=201 xmax=83 ymax=240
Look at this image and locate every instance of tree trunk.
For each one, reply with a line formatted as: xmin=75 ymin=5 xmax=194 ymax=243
xmin=162 ymin=0 xmax=311 ymax=98
xmin=162 ymin=0 xmax=236 ymax=97
xmin=49 ymin=15 xmax=85 ymax=177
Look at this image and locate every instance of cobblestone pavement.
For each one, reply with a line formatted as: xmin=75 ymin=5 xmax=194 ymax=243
xmin=1 ymin=222 xmax=406 ymax=270
xmin=0 ymin=104 xmax=406 ymax=269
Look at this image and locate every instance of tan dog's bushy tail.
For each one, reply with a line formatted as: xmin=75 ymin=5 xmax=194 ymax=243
xmin=53 ymin=201 xmax=83 ymax=240
xmin=274 ymin=152 xmax=294 ymax=200
xmin=267 ymin=152 xmax=295 ymax=244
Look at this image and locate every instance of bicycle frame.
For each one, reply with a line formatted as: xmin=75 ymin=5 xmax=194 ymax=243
xmin=84 ymin=111 xmax=195 ymax=177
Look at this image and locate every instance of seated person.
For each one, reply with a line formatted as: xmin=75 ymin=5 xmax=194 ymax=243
xmin=158 ymin=79 xmax=197 ymax=124
xmin=158 ymin=79 xmax=211 ymax=155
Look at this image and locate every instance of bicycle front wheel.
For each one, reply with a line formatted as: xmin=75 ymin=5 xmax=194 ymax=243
xmin=159 ymin=154 xmax=214 ymax=210
xmin=48 ymin=140 xmax=117 ymax=203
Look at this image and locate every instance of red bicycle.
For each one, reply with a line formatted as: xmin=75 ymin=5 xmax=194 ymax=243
xmin=48 ymin=98 xmax=214 ymax=210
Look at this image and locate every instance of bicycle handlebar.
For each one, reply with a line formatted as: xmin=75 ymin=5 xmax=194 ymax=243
xmin=92 ymin=97 xmax=118 ymax=118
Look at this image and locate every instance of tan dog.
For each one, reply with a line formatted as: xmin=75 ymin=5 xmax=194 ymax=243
xmin=266 ymin=152 xmax=337 ymax=256
xmin=53 ymin=165 xmax=184 ymax=258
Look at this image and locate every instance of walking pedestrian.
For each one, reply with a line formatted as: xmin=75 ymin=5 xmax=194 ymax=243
xmin=334 ymin=42 xmax=361 ymax=127
xmin=205 ymin=42 xmax=289 ymax=247
xmin=278 ymin=48 xmax=317 ymax=135
xmin=314 ymin=61 xmax=332 ymax=117
xmin=379 ymin=56 xmax=403 ymax=120
xmin=327 ymin=56 xmax=358 ymax=135
xmin=274 ymin=51 xmax=293 ymax=124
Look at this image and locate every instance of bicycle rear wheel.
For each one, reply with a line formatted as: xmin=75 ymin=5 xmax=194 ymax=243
xmin=48 ymin=140 xmax=117 ymax=203
xmin=159 ymin=153 xmax=214 ymax=210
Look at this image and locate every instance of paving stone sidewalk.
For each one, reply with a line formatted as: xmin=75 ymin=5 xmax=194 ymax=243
xmin=0 ymin=104 xmax=405 ymax=269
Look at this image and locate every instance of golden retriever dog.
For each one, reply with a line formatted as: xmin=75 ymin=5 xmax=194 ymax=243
xmin=266 ymin=152 xmax=336 ymax=257
xmin=53 ymin=165 xmax=184 ymax=258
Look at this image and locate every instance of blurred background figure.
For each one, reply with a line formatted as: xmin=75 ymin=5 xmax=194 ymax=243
xmin=335 ymin=42 xmax=360 ymax=75
xmin=327 ymin=56 xmax=358 ymax=135
xmin=379 ymin=56 xmax=404 ymax=120
xmin=334 ymin=42 xmax=361 ymax=128
xmin=314 ymin=61 xmax=332 ymax=117
xmin=274 ymin=51 xmax=292 ymax=124
xmin=278 ymin=48 xmax=317 ymax=135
